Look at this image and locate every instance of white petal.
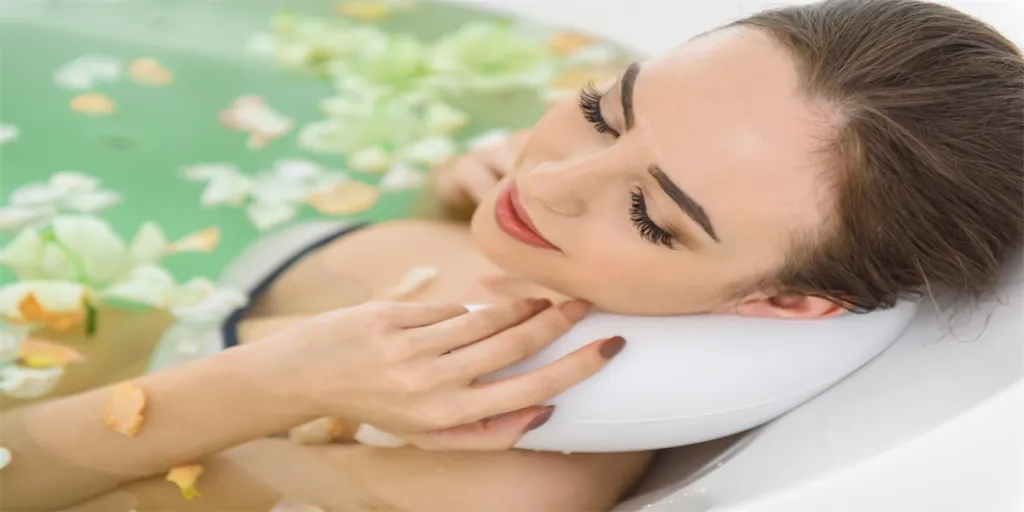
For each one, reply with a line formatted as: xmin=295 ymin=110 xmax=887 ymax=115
xmin=379 ymin=163 xmax=425 ymax=192
xmin=200 ymin=173 xmax=252 ymax=207
xmin=171 ymin=287 xmax=248 ymax=325
xmin=0 ymin=124 xmax=19 ymax=145
xmin=0 ymin=365 xmax=64 ymax=399
xmin=0 ymin=281 xmax=88 ymax=320
xmin=128 ymin=222 xmax=170 ymax=265
xmin=354 ymin=424 xmax=409 ymax=448
xmin=246 ymin=33 xmax=278 ymax=57
xmin=183 ymin=163 xmax=240 ymax=182
xmin=246 ymin=201 xmax=297 ymax=230
xmin=0 ymin=207 xmax=52 ymax=232
xmin=39 ymin=244 xmax=78 ymax=281
xmin=9 ymin=183 xmax=65 ymax=207
xmin=424 ymin=102 xmax=468 ymax=134
xmin=49 ymin=171 xmax=99 ymax=193
xmin=0 ymin=446 xmax=10 ymax=471
xmin=465 ymin=129 xmax=511 ymax=152
xmin=166 ymin=278 xmax=216 ymax=309
xmin=53 ymin=67 xmax=95 ymax=90
xmin=251 ymin=174 xmax=309 ymax=205
xmin=99 ymin=265 xmax=177 ymax=307
xmin=308 ymin=172 xmax=350 ymax=194
xmin=61 ymin=190 xmax=122 ymax=213
xmin=51 ymin=215 xmax=128 ymax=284
xmin=73 ymin=54 xmax=122 ymax=81
xmin=399 ymin=136 xmax=457 ymax=167
xmin=1 ymin=228 xmax=44 ymax=275
xmin=274 ymin=159 xmax=324 ymax=182
xmin=0 ymin=326 xmax=27 ymax=365
xmin=169 ymin=227 xmax=220 ymax=253
xmin=347 ymin=146 xmax=391 ymax=173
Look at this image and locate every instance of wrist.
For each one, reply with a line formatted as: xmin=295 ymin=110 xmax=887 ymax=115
xmin=221 ymin=340 xmax=322 ymax=428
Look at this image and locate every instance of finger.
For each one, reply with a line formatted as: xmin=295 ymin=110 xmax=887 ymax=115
xmin=439 ymin=300 xmax=592 ymax=382
xmin=413 ymin=298 xmax=553 ymax=353
xmin=380 ymin=302 xmax=470 ymax=328
xmin=455 ymin=336 xmax=626 ymax=420
xmin=406 ymin=405 xmax=555 ymax=452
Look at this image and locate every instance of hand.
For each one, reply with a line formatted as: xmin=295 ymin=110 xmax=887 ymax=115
xmin=254 ymin=298 xmax=625 ymax=450
xmin=435 ymin=130 xmax=530 ymax=211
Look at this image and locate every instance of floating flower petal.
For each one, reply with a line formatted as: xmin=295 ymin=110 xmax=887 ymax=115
xmin=166 ymin=464 xmax=204 ymax=500
xmin=129 ymin=58 xmax=174 ymax=85
xmin=0 ymin=124 xmax=18 ymax=145
xmin=219 ymin=96 xmax=293 ymax=149
xmin=379 ymin=163 xmax=425 ymax=192
xmin=308 ymin=181 xmax=380 ymax=215
xmin=103 ymin=381 xmax=147 ymax=437
xmin=246 ymin=201 xmax=298 ymax=231
xmin=99 ymin=266 xmax=177 ymax=308
xmin=169 ymin=227 xmax=220 ymax=253
xmin=70 ymin=93 xmax=115 ymax=116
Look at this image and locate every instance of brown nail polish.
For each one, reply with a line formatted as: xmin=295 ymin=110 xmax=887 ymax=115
xmin=599 ymin=336 xmax=626 ymax=359
xmin=523 ymin=406 xmax=556 ymax=433
xmin=559 ymin=300 xmax=592 ymax=322
xmin=527 ymin=298 xmax=553 ymax=311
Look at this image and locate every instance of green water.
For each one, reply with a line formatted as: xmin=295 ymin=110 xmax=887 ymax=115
xmin=0 ymin=0 xmax=548 ymax=282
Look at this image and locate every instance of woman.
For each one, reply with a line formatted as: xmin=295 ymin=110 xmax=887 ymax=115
xmin=3 ymin=0 xmax=1022 ymax=510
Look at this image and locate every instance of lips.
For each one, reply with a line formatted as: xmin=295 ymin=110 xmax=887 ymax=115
xmin=495 ymin=182 xmax=560 ymax=250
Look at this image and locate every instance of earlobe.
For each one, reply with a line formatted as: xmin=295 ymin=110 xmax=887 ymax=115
xmin=730 ymin=295 xmax=846 ymax=319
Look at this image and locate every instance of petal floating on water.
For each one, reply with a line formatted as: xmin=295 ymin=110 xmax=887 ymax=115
xmin=246 ymin=201 xmax=298 ymax=230
xmin=166 ymin=464 xmax=204 ymax=500
xmin=379 ymin=163 xmax=425 ymax=192
xmin=0 ymin=365 xmax=65 ymax=399
xmin=308 ymin=180 xmax=380 ymax=215
xmin=129 ymin=57 xmax=174 ymax=85
xmin=169 ymin=227 xmax=220 ymax=253
xmin=70 ymin=93 xmax=116 ymax=116
xmin=20 ymin=338 xmax=87 ymax=368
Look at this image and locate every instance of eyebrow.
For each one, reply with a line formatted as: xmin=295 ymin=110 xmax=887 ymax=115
xmin=649 ymin=165 xmax=720 ymax=243
xmin=620 ymin=62 xmax=640 ymax=131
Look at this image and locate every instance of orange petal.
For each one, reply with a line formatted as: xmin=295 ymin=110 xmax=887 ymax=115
xmin=129 ymin=57 xmax=174 ymax=85
xmin=308 ymin=181 xmax=380 ymax=215
xmin=549 ymin=32 xmax=595 ymax=56
xmin=20 ymin=338 xmax=87 ymax=368
xmin=103 ymin=381 xmax=147 ymax=437
xmin=17 ymin=293 xmax=86 ymax=332
xmin=70 ymin=93 xmax=115 ymax=115
xmin=170 ymin=227 xmax=221 ymax=253
xmin=166 ymin=464 xmax=204 ymax=500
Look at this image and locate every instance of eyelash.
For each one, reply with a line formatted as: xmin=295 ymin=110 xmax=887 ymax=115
xmin=630 ymin=189 xmax=675 ymax=248
xmin=577 ymin=84 xmax=619 ymax=137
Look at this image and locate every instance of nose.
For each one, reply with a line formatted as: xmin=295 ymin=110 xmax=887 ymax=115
xmin=519 ymin=155 xmax=618 ymax=217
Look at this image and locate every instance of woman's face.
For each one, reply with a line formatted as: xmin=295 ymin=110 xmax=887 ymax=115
xmin=472 ymin=27 xmax=842 ymax=318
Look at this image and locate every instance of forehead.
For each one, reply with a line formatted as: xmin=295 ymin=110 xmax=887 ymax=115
xmin=635 ymin=27 xmax=832 ymax=249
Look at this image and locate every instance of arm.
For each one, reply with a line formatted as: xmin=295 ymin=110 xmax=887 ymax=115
xmin=0 ymin=341 xmax=313 ymax=510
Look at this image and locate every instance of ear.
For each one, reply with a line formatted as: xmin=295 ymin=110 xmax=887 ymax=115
xmin=722 ymin=294 xmax=847 ymax=319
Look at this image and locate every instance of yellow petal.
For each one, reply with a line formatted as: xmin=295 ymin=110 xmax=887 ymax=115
xmin=166 ymin=464 xmax=204 ymax=500
xmin=129 ymin=57 xmax=173 ymax=85
xmin=549 ymin=32 xmax=596 ymax=56
xmin=0 ymin=282 xmax=87 ymax=325
xmin=336 ymin=1 xmax=392 ymax=22
xmin=70 ymin=93 xmax=115 ymax=115
xmin=169 ymin=227 xmax=220 ymax=253
xmin=308 ymin=181 xmax=380 ymax=215
xmin=20 ymin=338 xmax=87 ymax=368
xmin=103 ymin=381 xmax=147 ymax=437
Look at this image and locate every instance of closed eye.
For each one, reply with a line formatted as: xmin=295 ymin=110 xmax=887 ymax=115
xmin=577 ymin=84 xmax=620 ymax=137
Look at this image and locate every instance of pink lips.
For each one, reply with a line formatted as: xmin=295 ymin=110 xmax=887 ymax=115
xmin=495 ymin=182 xmax=560 ymax=250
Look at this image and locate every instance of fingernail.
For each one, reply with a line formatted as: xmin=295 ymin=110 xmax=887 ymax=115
xmin=523 ymin=406 xmax=556 ymax=433
xmin=559 ymin=300 xmax=592 ymax=322
xmin=526 ymin=298 xmax=553 ymax=312
xmin=599 ymin=336 xmax=626 ymax=359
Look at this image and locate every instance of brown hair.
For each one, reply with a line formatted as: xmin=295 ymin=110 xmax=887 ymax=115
xmin=731 ymin=0 xmax=1023 ymax=312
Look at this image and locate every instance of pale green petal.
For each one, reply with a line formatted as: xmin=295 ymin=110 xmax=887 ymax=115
xmin=0 ymin=228 xmax=44 ymax=277
xmin=0 ymin=365 xmax=64 ymax=399
xmin=166 ymin=278 xmax=216 ymax=309
xmin=0 ymin=325 xmax=27 ymax=365
xmin=49 ymin=171 xmax=99 ymax=193
xmin=9 ymin=183 xmax=65 ymax=208
xmin=200 ymin=173 xmax=252 ymax=207
xmin=128 ymin=222 xmax=170 ymax=266
xmin=0 ymin=207 xmax=54 ymax=233
xmin=424 ymin=102 xmax=468 ymax=135
xmin=99 ymin=265 xmax=177 ymax=307
xmin=379 ymin=163 xmax=425 ymax=192
xmin=51 ymin=215 xmax=128 ymax=285
xmin=347 ymin=146 xmax=391 ymax=173
xmin=0 ymin=281 xmax=88 ymax=320
xmin=39 ymin=244 xmax=77 ymax=281
xmin=60 ymin=190 xmax=122 ymax=213
xmin=246 ymin=201 xmax=298 ymax=231
xmin=399 ymin=136 xmax=457 ymax=167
